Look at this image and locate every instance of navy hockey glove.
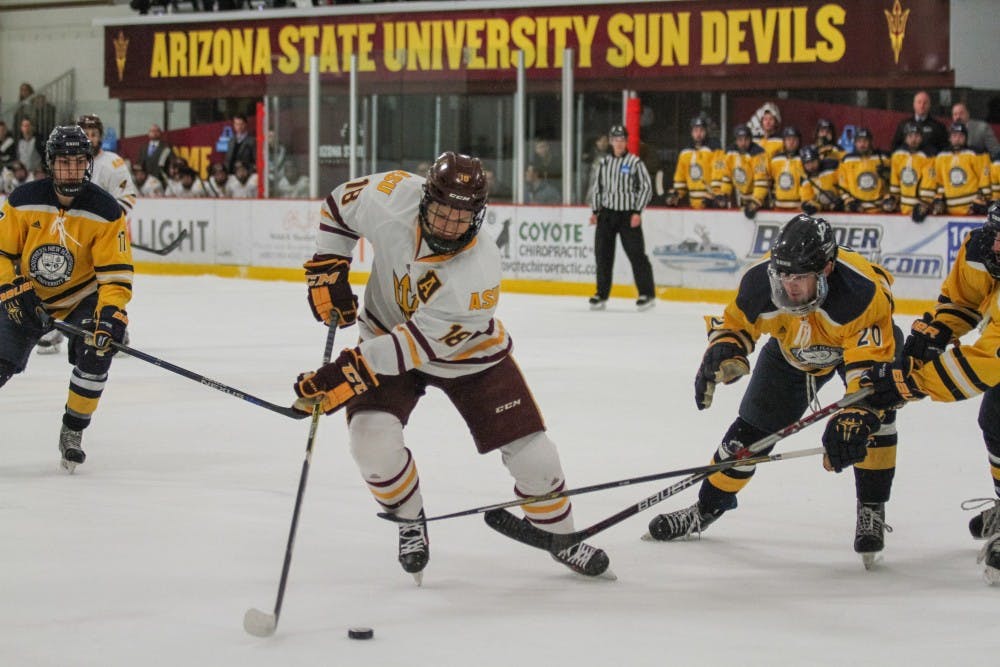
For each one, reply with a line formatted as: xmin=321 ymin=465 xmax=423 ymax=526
xmin=742 ymin=200 xmax=759 ymax=220
xmin=82 ymin=305 xmax=128 ymax=354
xmin=861 ymin=359 xmax=928 ymax=411
xmin=911 ymin=203 xmax=930 ymax=223
xmin=293 ymin=347 xmax=379 ymax=415
xmin=931 ymin=198 xmax=946 ymax=215
xmin=694 ymin=338 xmax=750 ymax=411
xmin=902 ymin=313 xmax=953 ymax=361
xmin=304 ymin=253 xmax=358 ymax=328
xmin=801 ymin=202 xmax=819 ymax=216
xmin=845 ymin=198 xmax=863 ymax=213
xmin=821 ymin=407 xmax=880 ymax=472
xmin=0 ymin=276 xmax=44 ymax=329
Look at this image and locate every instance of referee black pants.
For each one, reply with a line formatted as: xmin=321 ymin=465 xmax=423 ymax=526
xmin=593 ymin=208 xmax=655 ymax=299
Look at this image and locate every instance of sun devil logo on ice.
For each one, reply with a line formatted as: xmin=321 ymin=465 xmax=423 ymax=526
xmin=29 ymin=244 xmax=74 ymax=288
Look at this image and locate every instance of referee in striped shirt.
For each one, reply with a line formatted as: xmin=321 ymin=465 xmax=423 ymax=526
xmin=588 ymin=125 xmax=655 ymax=311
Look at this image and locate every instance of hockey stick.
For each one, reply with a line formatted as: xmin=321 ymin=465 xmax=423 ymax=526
xmin=484 ymin=387 xmax=873 ymax=554
xmin=244 ymin=315 xmax=340 ymax=638
xmin=49 ymin=317 xmax=306 ymax=420
xmin=131 ymin=228 xmax=190 ymax=256
xmin=378 ymin=446 xmax=825 ymax=525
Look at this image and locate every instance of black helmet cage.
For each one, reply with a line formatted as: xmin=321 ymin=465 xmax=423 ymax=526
xmin=418 ymin=151 xmax=489 ymax=254
xmin=977 ymin=202 xmax=1000 ymax=280
xmin=45 ymin=125 xmax=93 ymax=197
xmin=767 ymin=214 xmax=838 ymax=315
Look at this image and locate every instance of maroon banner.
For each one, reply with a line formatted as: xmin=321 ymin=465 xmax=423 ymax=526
xmin=105 ymin=0 xmax=951 ymax=100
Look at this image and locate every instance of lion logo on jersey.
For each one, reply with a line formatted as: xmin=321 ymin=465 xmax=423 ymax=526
xmin=29 ymin=244 xmax=74 ymax=288
xmin=790 ymin=345 xmax=842 ymax=368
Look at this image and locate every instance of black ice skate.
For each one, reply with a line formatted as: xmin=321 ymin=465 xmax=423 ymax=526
xmin=964 ymin=498 xmax=1000 ymax=539
xmin=855 ymin=502 xmax=892 ymax=570
xmin=58 ymin=424 xmax=85 ymax=473
xmin=397 ymin=510 xmax=429 ymax=585
xmin=636 ymin=295 xmax=656 ymax=311
xmin=588 ymin=295 xmax=607 ymax=311
xmin=551 ymin=541 xmax=616 ymax=580
xmin=643 ymin=501 xmax=728 ymax=542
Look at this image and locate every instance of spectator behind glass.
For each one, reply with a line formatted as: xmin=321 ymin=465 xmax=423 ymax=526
xmin=274 ymin=158 xmax=309 ymax=198
xmin=0 ymin=121 xmax=15 ymax=167
xmin=224 ymin=114 xmax=256 ymax=174
xmin=529 ymin=137 xmax=561 ymax=193
xmin=16 ymin=119 xmax=44 ymax=173
xmin=132 ymin=163 xmax=164 ymax=197
xmin=2 ymin=160 xmax=33 ymax=194
xmin=891 ymin=90 xmax=948 ymax=155
xmin=228 ymin=160 xmax=258 ymax=198
xmin=137 ymin=124 xmax=172 ymax=186
xmin=524 ymin=164 xmax=560 ymax=204
xmin=584 ymin=133 xmax=610 ymax=204
xmin=12 ymin=82 xmax=34 ymax=130
xmin=952 ymin=102 xmax=1000 ymax=158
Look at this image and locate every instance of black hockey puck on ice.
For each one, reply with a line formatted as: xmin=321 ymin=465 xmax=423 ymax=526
xmin=348 ymin=627 xmax=374 ymax=640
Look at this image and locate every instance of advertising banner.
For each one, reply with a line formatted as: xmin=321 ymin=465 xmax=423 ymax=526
xmin=105 ymin=0 xmax=951 ymax=99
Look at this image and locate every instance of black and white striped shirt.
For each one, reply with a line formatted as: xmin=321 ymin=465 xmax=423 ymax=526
xmin=590 ymin=151 xmax=652 ymax=214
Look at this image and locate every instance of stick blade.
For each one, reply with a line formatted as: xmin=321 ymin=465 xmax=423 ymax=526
xmin=243 ymin=607 xmax=277 ymax=637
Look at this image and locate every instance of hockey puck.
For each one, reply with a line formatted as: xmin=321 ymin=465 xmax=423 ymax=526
xmin=348 ymin=627 xmax=374 ymax=640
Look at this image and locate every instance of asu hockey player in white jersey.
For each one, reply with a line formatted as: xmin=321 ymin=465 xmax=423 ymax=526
xmin=0 ymin=126 xmax=133 ymax=472
xmin=865 ymin=202 xmax=1000 ymax=583
xmin=292 ymin=152 xmax=613 ymax=582
xmin=646 ymin=214 xmax=904 ymax=568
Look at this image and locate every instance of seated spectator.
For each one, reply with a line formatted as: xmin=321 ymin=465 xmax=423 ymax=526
xmin=133 ymin=163 xmax=164 ymax=197
xmin=165 ymin=165 xmax=207 ymax=198
xmin=16 ymin=119 xmax=44 ymax=173
xmin=273 ymin=159 xmax=309 ymax=198
xmin=227 ymin=160 xmax=258 ymax=198
xmin=524 ymin=164 xmax=559 ymax=204
xmin=206 ymin=161 xmax=234 ymax=197
xmin=1 ymin=160 xmax=33 ymax=194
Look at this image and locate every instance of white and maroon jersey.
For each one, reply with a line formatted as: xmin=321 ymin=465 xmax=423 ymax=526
xmin=90 ymin=149 xmax=138 ymax=214
xmin=316 ymin=169 xmax=510 ymax=380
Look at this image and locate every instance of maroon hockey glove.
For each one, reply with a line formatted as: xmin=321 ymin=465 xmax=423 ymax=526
xmin=0 ymin=276 xmax=44 ymax=329
xmin=694 ymin=337 xmax=750 ymax=411
xmin=902 ymin=313 xmax=953 ymax=361
xmin=304 ymin=253 xmax=358 ymax=328
xmin=293 ymin=347 xmax=379 ymax=415
xmin=821 ymin=407 xmax=880 ymax=472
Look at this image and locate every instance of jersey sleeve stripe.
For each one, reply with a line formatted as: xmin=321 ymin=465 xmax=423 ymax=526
xmin=952 ymin=347 xmax=992 ymax=394
xmin=931 ymin=354 xmax=968 ymax=400
xmin=396 ymin=325 xmax=424 ymax=368
xmin=404 ymin=321 xmax=437 ymax=360
xmin=453 ymin=320 xmax=507 ymax=360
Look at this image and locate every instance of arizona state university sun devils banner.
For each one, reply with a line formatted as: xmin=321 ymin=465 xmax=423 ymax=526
xmin=104 ymin=0 xmax=950 ymax=100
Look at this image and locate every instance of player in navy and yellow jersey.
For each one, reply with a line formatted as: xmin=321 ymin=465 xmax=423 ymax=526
xmin=800 ymin=145 xmax=844 ymax=215
xmin=0 ymin=125 xmax=133 ymax=472
xmin=665 ymin=116 xmax=723 ymax=209
xmin=838 ymin=127 xmax=891 ymax=213
xmin=885 ymin=122 xmax=935 ymax=221
xmin=925 ymin=122 xmax=992 ymax=216
xmin=646 ymin=214 xmax=904 ymax=568
xmin=865 ymin=202 xmax=1000 ymax=583
xmin=710 ymin=124 xmax=766 ymax=210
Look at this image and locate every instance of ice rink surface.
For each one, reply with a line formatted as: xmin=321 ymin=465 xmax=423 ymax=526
xmin=2 ymin=275 xmax=995 ymax=666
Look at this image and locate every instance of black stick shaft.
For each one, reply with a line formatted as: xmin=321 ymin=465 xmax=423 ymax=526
xmin=50 ymin=318 xmax=305 ymax=420
xmin=131 ymin=228 xmax=190 ymax=255
xmin=270 ymin=316 xmax=339 ymax=626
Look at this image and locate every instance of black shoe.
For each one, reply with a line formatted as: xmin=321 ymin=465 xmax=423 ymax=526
xmin=636 ymin=295 xmax=655 ymax=311
xmin=58 ymin=424 xmax=85 ymax=472
xmin=588 ymin=295 xmax=607 ymax=311
xmin=552 ymin=541 xmax=614 ymax=578
xmin=398 ymin=511 xmax=429 ymax=577
xmin=645 ymin=501 xmax=727 ymax=541
xmin=965 ymin=498 xmax=1000 ymax=539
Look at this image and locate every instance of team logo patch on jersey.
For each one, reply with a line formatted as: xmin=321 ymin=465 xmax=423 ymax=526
xmin=900 ymin=166 xmax=917 ymax=187
xmin=393 ymin=271 xmax=419 ymax=320
xmin=416 ymin=270 xmax=442 ymax=303
xmin=777 ymin=172 xmax=795 ymax=191
xmin=29 ymin=244 xmax=74 ymax=288
xmin=949 ymin=166 xmax=968 ymax=187
xmin=734 ymin=167 xmax=748 ymax=186
xmin=790 ymin=345 xmax=842 ymax=368
xmin=689 ymin=163 xmax=703 ymax=181
xmin=855 ymin=172 xmax=878 ymax=192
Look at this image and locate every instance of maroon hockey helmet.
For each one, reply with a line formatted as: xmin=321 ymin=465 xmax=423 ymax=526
xmin=419 ymin=151 xmax=489 ymax=254
xmin=77 ymin=114 xmax=104 ymax=137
